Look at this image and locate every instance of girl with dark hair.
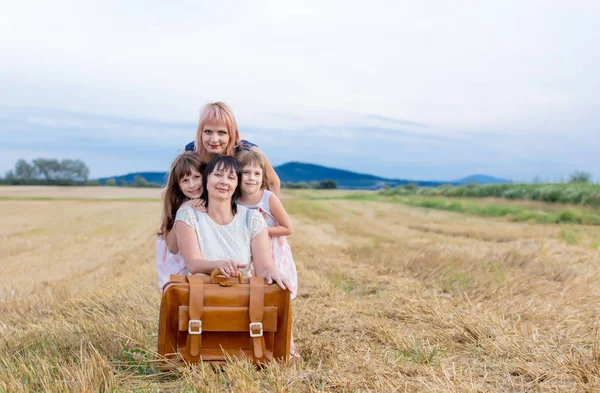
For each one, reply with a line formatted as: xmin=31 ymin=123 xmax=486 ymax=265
xmin=174 ymin=155 xmax=289 ymax=289
xmin=156 ymin=152 xmax=206 ymax=289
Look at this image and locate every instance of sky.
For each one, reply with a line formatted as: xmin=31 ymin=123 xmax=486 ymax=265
xmin=1 ymin=0 xmax=599 ymax=182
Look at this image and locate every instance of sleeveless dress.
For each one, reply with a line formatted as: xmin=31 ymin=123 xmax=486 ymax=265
xmin=238 ymin=190 xmax=298 ymax=299
xmin=156 ymin=238 xmax=188 ymax=290
xmin=174 ymin=205 xmax=267 ymax=277
xmin=156 ymin=197 xmax=190 ymax=290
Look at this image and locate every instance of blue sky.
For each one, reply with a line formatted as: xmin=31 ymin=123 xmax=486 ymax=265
xmin=1 ymin=1 xmax=598 ymax=181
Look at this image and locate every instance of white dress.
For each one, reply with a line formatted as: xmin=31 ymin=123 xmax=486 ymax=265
xmin=174 ymin=205 xmax=267 ymax=277
xmin=238 ymin=190 xmax=298 ymax=299
xmin=156 ymin=238 xmax=187 ymax=290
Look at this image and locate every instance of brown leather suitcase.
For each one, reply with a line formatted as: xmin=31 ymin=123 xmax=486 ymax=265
xmin=158 ymin=270 xmax=292 ymax=364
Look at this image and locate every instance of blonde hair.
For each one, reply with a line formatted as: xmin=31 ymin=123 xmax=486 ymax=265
xmin=195 ymin=102 xmax=240 ymax=162
xmin=237 ymin=150 xmax=270 ymax=191
xmin=158 ymin=152 xmax=206 ymax=238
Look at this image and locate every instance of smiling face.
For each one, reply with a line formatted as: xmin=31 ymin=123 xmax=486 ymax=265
xmin=178 ymin=169 xmax=203 ymax=200
xmin=206 ymin=163 xmax=238 ymax=201
xmin=201 ymin=122 xmax=230 ymax=155
xmin=241 ymin=164 xmax=264 ymax=196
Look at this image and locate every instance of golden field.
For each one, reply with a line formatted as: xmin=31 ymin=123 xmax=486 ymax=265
xmin=1 ymin=186 xmax=599 ymax=392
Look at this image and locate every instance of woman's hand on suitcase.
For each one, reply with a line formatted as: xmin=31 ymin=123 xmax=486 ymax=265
xmin=264 ymin=266 xmax=291 ymax=291
xmin=218 ymin=260 xmax=247 ymax=277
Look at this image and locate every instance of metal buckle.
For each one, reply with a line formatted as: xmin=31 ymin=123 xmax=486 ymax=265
xmin=249 ymin=322 xmax=263 ymax=337
xmin=188 ymin=319 xmax=202 ymax=335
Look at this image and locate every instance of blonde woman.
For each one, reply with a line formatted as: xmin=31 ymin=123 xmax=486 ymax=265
xmin=184 ymin=102 xmax=281 ymax=196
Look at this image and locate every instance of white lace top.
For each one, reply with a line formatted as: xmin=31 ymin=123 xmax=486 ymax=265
xmin=174 ymin=205 xmax=267 ymax=276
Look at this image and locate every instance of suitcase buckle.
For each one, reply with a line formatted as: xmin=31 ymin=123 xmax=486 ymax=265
xmin=249 ymin=322 xmax=263 ymax=337
xmin=188 ymin=320 xmax=202 ymax=335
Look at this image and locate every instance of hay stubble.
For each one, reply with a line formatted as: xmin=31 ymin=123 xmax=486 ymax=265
xmin=0 ymin=188 xmax=599 ymax=392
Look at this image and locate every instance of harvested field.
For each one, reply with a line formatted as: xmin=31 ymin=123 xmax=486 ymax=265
xmin=1 ymin=188 xmax=599 ymax=392
xmin=0 ymin=185 xmax=161 ymax=200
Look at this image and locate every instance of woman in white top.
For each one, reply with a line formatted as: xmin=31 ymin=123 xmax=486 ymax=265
xmin=175 ymin=155 xmax=289 ymax=289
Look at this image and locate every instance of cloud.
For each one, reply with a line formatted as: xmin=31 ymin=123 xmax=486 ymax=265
xmin=364 ymin=114 xmax=428 ymax=128
xmin=16 ymin=109 xmax=195 ymax=144
xmin=2 ymin=107 xmax=599 ymax=182
xmin=1 ymin=1 xmax=598 ymax=131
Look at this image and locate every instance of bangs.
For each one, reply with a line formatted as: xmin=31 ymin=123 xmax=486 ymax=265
xmin=175 ymin=164 xmax=194 ymax=180
xmin=243 ymin=158 xmax=263 ymax=170
xmin=205 ymin=155 xmax=241 ymax=179
xmin=171 ymin=153 xmax=203 ymax=181
xmin=237 ymin=150 xmax=266 ymax=172
xmin=214 ymin=160 xmax=238 ymax=175
xmin=203 ymin=106 xmax=230 ymax=128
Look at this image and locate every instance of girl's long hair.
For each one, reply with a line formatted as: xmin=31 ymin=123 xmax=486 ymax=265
xmin=236 ymin=150 xmax=270 ymax=191
xmin=201 ymin=155 xmax=242 ymax=215
xmin=158 ymin=152 xmax=206 ymax=238
xmin=195 ymin=102 xmax=240 ymax=162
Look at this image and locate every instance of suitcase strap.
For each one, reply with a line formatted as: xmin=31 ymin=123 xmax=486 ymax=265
xmin=249 ymin=276 xmax=266 ymax=360
xmin=187 ymin=275 xmax=204 ymax=357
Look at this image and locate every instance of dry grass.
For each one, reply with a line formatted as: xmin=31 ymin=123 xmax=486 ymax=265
xmin=0 ymin=185 xmax=161 ymax=199
xmin=1 ymin=188 xmax=599 ymax=392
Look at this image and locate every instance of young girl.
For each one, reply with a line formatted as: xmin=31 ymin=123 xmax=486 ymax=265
xmin=184 ymin=102 xmax=282 ymax=196
xmin=236 ymin=150 xmax=300 ymax=358
xmin=156 ymin=152 xmax=206 ymax=290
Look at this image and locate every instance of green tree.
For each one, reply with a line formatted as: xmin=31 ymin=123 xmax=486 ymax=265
xmin=15 ymin=159 xmax=37 ymax=179
xmin=569 ymin=171 xmax=591 ymax=184
xmin=3 ymin=170 xmax=16 ymax=184
xmin=32 ymin=158 xmax=61 ymax=181
xmin=317 ymin=180 xmax=338 ymax=189
xmin=6 ymin=157 xmax=91 ymax=185
xmin=59 ymin=159 xmax=90 ymax=182
xmin=4 ymin=171 xmax=17 ymax=184
xmin=105 ymin=178 xmax=117 ymax=186
xmin=135 ymin=175 xmax=149 ymax=187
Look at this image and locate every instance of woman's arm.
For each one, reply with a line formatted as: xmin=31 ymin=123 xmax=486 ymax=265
xmin=267 ymin=193 xmax=292 ymax=237
xmin=251 ymin=228 xmax=290 ymax=290
xmin=251 ymin=146 xmax=281 ymax=197
xmin=167 ymin=199 xmax=206 ymax=254
xmin=175 ymin=221 xmax=245 ymax=276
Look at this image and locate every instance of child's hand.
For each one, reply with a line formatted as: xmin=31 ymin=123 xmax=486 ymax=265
xmin=184 ymin=198 xmax=206 ymax=212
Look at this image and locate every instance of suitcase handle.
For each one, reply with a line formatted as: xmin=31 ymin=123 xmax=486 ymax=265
xmin=210 ymin=269 xmax=243 ymax=287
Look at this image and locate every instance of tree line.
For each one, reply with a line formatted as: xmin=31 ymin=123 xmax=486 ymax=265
xmin=282 ymin=180 xmax=338 ymax=189
xmin=0 ymin=158 xmax=162 ymax=187
xmin=380 ymin=171 xmax=600 ymax=208
xmin=2 ymin=158 xmax=90 ymax=185
xmin=0 ymin=158 xmax=337 ymax=189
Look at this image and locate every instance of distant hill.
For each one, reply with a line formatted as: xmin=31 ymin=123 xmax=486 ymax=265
xmin=97 ymin=171 xmax=168 ymax=185
xmin=274 ymin=162 xmax=447 ymax=189
xmin=454 ymin=174 xmax=511 ymax=185
xmin=96 ymin=162 xmax=511 ymax=189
